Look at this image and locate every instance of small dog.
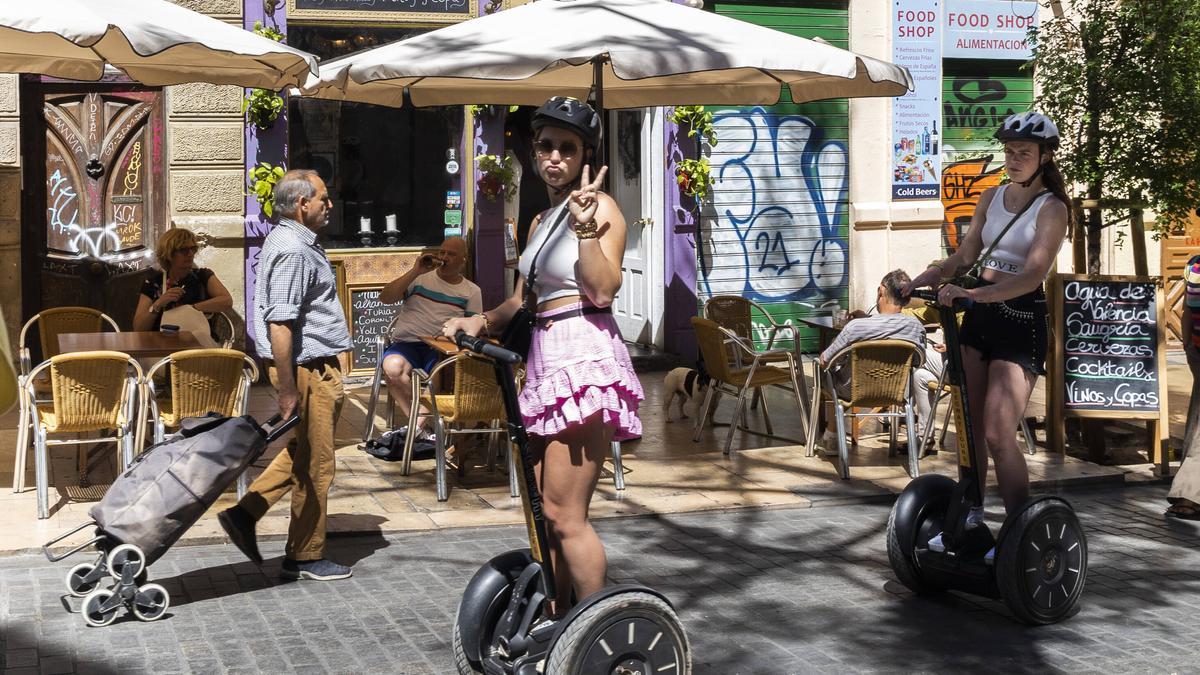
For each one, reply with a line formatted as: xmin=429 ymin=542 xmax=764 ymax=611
xmin=662 ymin=365 xmax=711 ymax=422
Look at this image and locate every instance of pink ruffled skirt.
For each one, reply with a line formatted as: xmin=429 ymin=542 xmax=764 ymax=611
xmin=519 ymin=302 xmax=644 ymax=441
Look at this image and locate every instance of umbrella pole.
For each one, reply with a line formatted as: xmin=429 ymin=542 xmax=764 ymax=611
xmin=592 ymin=57 xmax=609 ymax=170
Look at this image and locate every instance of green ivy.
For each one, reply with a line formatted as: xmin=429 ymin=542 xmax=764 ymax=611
xmin=247 ymin=162 xmax=286 ymax=218
xmin=476 ymin=154 xmax=518 ymax=202
xmin=252 ymin=20 xmax=285 ymax=42
xmin=670 ymin=105 xmax=718 ymax=147
xmin=469 ymin=104 xmax=521 ymax=117
xmin=676 ymin=157 xmax=712 ymax=203
xmin=243 ymin=88 xmax=285 ymax=130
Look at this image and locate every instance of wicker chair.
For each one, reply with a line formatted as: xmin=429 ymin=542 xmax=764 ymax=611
xmin=23 ymin=351 xmax=141 ymax=519
xmin=208 ymin=311 xmax=238 ymax=349
xmin=690 ymin=316 xmax=809 ymax=455
xmin=141 ymin=349 xmax=258 ymax=497
xmin=805 ymin=339 xmax=924 ymax=479
xmin=14 ymin=308 xmax=119 ymax=493
xmin=703 ymin=295 xmax=799 ymax=409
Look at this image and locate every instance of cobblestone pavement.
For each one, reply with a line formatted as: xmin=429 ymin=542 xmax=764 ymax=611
xmin=2 ymin=483 xmax=1198 ymax=674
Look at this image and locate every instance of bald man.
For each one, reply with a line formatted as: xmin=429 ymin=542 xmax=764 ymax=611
xmin=378 ymin=237 xmax=482 ymax=444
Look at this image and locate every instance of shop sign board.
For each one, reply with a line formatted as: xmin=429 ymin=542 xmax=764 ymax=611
xmin=287 ymin=0 xmax=476 ymax=23
xmin=892 ymin=0 xmax=942 ymax=200
xmin=943 ymin=0 xmax=1038 ymax=60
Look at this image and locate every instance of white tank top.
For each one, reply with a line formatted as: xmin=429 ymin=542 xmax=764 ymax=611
xmin=517 ymin=200 xmax=581 ymax=302
xmin=978 ymin=185 xmax=1054 ymax=275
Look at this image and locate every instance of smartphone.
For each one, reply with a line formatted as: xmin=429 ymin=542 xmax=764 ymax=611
xmin=160 ymin=324 xmax=180 ymax=334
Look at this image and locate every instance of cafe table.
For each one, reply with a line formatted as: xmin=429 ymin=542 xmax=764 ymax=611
xmin=58 ymin=331 xmax=201 ymax=360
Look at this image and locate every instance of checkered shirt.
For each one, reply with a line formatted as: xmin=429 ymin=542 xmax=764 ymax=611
xmin=254 ymin=218 xmax=351 ymax=363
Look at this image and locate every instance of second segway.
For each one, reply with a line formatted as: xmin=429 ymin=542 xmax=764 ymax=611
xmin=450 ymin=332 xmax=690 ymax=674
xmin=886 ymin=289 xmax=1087 ymax=624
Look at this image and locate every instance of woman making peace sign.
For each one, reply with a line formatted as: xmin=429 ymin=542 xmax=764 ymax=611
xmin=444 ymin=97 xmax=643 ymax=617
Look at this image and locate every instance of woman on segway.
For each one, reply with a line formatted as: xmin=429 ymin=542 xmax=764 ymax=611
xmin=904 ymin=111 xmax=1070 ymax=546
xmin=443 ymin=96 xmax=643 ymax=618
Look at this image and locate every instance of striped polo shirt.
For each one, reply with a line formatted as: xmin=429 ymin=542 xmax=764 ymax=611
xmin=254 ymin=218 xmax=351 ymax=363
xmin=388 ymin=270 xmax=482 ymax=343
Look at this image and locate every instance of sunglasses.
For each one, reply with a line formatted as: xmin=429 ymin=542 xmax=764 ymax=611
xmin=176 ymin=246 xmax=199 ymax=254
xmin=534 ymin=139 xmax=579 ymax=159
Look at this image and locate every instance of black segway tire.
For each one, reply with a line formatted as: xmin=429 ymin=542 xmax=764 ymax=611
xmin=547 ymin=591 xmax=690 ymax=675
xmin=996 ymin=498 xmax=1087 ymax=625
xmin=886 ymin=474 xmax=956 ymax=595
xmin=451 ymin=615 xmax=479 ymax=675
xmin=453 ymin=549 xmax=536 ymax=674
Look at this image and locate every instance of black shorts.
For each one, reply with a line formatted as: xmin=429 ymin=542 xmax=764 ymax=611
xmin=958 ymin=283 xmax=1048 ymax=376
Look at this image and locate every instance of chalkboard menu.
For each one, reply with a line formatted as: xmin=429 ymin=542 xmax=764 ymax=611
xmin=1059 ymin=276 xmax=1161 ymax=414
xmin=345 ymin=284 xmax=393 ymax=374
xmin=294 ymin=0 xmax=469 ymax=13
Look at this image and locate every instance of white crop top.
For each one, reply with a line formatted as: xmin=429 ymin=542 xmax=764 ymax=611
xmin=518 ymin=200 xmax=583 ymax=302
xmin=978 ymin=185 xmax=1054 ymax=275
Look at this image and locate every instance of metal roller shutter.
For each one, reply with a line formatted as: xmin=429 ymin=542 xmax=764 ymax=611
xmin=940 ymin=60 xmax=1034 ymax=253
xmin=701 ymin=1 xmax=850 ymax=353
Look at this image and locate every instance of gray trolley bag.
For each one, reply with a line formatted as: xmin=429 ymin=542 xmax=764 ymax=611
xmin=44 ymin=414 xmax=297 ymax=627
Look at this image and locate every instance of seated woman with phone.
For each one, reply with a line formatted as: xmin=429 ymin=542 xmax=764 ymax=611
xmin=133 ymin=227 xmax=233 ymax=341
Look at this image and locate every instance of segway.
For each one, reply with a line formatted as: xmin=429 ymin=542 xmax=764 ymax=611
xmin=886 ymin=289 xmax=1087 ymax=624
xmin=450 ymin=332 xmax=691 ymax=674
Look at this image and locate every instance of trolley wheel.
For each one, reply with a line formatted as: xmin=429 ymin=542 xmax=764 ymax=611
xmin=130 ymin=583 xmax=170 ymax=622
xmin=65 ymin=563 xmax=102 ymax=597
xmin=996 ymin=498 xmax=1088 ymax=625
xmin=547 ymin=591 xmax=690 ymax=675
xmin=81 ymin=589 xmax=122 ymax=627
xmin=107 ymin=544 xmax=145 ymax=581
xmin=886 ymin=474 xmax=955 ymax=595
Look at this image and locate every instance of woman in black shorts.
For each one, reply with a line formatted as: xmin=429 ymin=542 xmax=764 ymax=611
xmin=905 ymin=112 xmax=1070 ymax=522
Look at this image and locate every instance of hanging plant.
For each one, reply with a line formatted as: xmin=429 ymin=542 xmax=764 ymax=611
xmin=252 ymin=20 xmax=285 ymax=42
xmin=676 ymin=157 xmax=713 ymax=203
xmin=477 ymin=153 xmax=518 ymax=202
xmin=469 ymin=104 xmax=521 ymax=117
xmin=670 ymin=105 xmax=718 ymax=147
xmin=243 ymin=88 xmax=285 ymax=130
xmin=247 ymin=162 xmax=286 ymax=218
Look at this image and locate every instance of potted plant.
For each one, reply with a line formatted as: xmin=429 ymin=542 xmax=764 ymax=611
xmin=477 ymin=153 xmax=518 ymax=202
xmin=676 ymin=157 xmax=713 ymax=203
xmin=670 ymin=105 xmax=718 ymax=147
xmin=247 ymin=162 xmax=286 ymax=218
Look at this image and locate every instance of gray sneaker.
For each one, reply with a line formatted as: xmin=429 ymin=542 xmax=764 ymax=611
xmin=281 ymin=558 xmax=353 ymax=581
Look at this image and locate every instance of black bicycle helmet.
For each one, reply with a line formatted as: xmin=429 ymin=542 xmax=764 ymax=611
xmin=994 ymin=111 xmax=1060 ymax=150
xmin=531 ymin=96 xmax=602 ymax=149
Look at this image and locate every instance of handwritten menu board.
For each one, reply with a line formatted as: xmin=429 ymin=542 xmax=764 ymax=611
xmin=345 ymin=285 xmax=393 ymax=374
xmin=1059 ymin=277 xmax=1161 ymax=414
xmin=294 ymin=0 xmax=468 ymax=13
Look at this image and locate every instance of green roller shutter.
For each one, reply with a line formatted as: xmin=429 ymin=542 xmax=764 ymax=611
xmin=940 ymin=60 xmax=1034 ymax=253
xmin=702 ymin=1 xmax=850 ymax=353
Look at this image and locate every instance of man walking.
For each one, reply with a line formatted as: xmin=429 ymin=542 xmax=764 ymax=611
xmin=219 ymin=169 xmax=354 ymax=581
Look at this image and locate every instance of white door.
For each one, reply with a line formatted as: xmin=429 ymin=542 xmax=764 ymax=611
xmin=609 ymin=109 xmax=654 ymax=344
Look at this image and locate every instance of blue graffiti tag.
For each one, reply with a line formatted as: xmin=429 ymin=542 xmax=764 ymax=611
xmin=699 ymin=108 xmax=848 ymax=306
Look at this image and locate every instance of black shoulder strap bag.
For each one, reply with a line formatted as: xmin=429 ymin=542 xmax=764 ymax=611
xmin=500 ymin=203 xmax=572 ymax=358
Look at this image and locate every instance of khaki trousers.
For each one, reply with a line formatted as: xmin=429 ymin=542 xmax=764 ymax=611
xmin=239 ymin=358 xmax=344 ymax=561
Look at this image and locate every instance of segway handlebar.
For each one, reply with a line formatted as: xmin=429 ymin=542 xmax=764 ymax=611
xmin=908 ymin=287 xmax=974 ymax=309
xmin=454 ymin=330 xmax=523 ymax=365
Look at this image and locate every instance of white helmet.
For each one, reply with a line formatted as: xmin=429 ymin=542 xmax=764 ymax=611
xmin=994 ymin=111 xmax=1060 ymax=149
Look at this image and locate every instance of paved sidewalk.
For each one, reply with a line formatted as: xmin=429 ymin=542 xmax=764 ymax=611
xmin=3 ymin=483 xmax=1198 ymax=674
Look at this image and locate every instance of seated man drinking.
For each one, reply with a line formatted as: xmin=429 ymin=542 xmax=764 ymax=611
xmin=819 ymin=269 xmax=927 ymax=452
xmin=379 ymin=236 xmax=482 ymax=446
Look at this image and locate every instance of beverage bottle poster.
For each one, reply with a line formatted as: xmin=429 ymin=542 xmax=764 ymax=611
xmin=892 ymin=0 xmax=942 ymax=200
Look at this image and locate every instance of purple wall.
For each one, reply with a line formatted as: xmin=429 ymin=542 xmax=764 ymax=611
xmin=663 ymin=112 xmax=699 ymax=361
xmin=242 ymin=1 xmax=288 ymax=354
xmin=473 ymin=112 xmax=506 ymax=309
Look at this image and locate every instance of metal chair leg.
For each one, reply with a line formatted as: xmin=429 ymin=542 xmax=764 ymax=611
xmin=35 ymin=426 xmax=49 ymax=520
xmin=905 ymin=398 xmax=920 ymax=478
xmin=507 ymin=441 xmax=519 ymax=498
xmin=13 ymin=384 xmax=28 ymax=493
xmin=825 ymin=369 xmax=850 ymax=479
xmin=610 ymin=440 xmax=625 ymax=491
xmin=888 ymin=406 xmax=898 ymax=456
xmin=724 ymin=365 xmax=759 ymax=456
xmin=362 ymin=359 xmax=385 ymax=444
xmin=1021 ymin=418 xmax=1036 ymax=455
xmin=692 ymin=384 xmax=718 ymax=442
xmin=759 ymin=389 xmax=773 ymax=436
xmin=434 ymin=417 xmax=449 ymax=502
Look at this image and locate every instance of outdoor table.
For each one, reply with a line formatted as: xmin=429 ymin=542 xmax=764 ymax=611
xmin=59 ymin=331 xmax=201 ymax=359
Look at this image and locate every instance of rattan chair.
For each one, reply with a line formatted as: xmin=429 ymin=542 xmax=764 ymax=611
xmin=805 ymin=339 xmax=924 ymax=479
xmin=208 ymin=311 xmax=238 ymax=349
xmin=14 ymin=308 xmax=119 ymax=493
xmin=690 ymin=316 xmax=810 ymax=455
xmin=703 ymin=295 xmax=800 ymax=409
xmin=919 ymin=372 xmax=1037 ymax=456
xmin=23 ymin=351 xmax=141 ymax=519
xmin=141 ymin=349 xmax=259 ymax=497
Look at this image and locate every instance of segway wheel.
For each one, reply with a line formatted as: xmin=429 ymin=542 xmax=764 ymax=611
xmin=65 ymin=562 xmax=101 ymax=597
xmin=130 ymin=583 xmax=170 ymax=622
xmin=996 ymin=499 xmax=1087 ymax=625
xmin=547 ymin=591 xmax=690 ymax=675
xmin=81 ymin=589 xmax=121 ymax=627
xmin=451 ymin=615 xmax=481 ymax=675
xmin=886 ymin=474 xmax=955 ymax=595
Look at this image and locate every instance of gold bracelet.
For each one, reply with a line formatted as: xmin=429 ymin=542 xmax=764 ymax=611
xmin=479 ymin=314 xmax=492 ymax=333
xmin=926 ymin=260 xmax=945 ymax=272
xmin=574 ymin=219 xmax=600 ymax=240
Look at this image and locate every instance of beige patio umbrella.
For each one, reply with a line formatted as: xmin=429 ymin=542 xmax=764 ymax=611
xmin=0 ymin=0 xmax=318 ymax=88
xmin=303 ymin=0 xmax=912 ymax=109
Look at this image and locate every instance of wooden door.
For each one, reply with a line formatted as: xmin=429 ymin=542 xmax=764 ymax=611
xmin=22 ymin=82 xmax=166 ymax=333
xmin=1160 ymin=210 xmax=1200 ymax=342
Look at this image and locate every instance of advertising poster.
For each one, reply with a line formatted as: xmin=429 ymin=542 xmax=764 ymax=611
xmin=943 ymin=0 xmax=1038 ymax=60
xmin=892 ymin=0 xmax=942 ymax=200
